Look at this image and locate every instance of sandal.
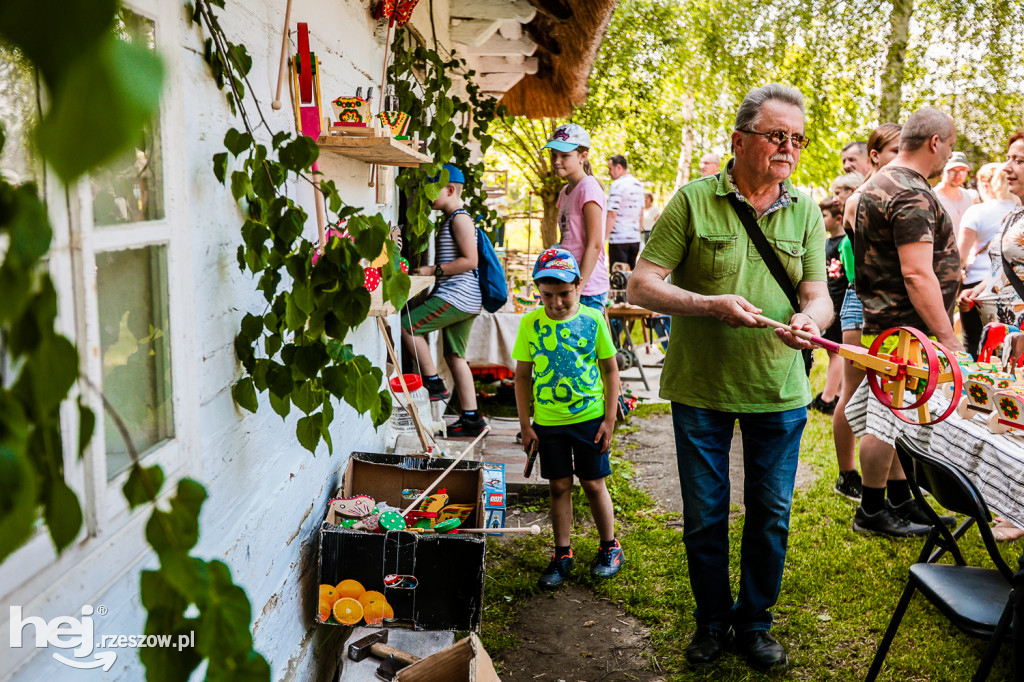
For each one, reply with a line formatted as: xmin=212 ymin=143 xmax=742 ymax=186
xmin=992 ymin=519 xmax=1024 ymax=542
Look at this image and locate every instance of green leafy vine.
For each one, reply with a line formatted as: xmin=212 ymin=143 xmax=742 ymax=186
xmin=0 ymin=0 xmax=270 ymax=679
xmin=390 ymin=29 xmax=505 ymax=260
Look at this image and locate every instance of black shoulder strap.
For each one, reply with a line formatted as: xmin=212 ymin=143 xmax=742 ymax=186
xmin=1002 ymin=253 xmax=1024 ymax=302
xmin=726 ymin=193 xmax=800 ymax=313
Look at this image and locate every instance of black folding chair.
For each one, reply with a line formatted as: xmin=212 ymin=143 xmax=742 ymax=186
xmin=865 ymin=436 xmax=1023 ymax=681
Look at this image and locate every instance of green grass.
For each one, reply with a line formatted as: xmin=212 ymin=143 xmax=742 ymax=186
xmin=481 ymin=349 xmax=1020 ymax=679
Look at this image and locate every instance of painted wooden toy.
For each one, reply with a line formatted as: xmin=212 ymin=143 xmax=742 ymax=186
xmin=436 ymin=504 xmax=475 ymax=524
xmin=956 ymin=370 xmax=1018 ymax=430
xmin=331 ymin=88 xmax=372 ymax=127
xmin=978 ymin=322 xmax=1020 ymax=362
xmin=329 ymin=495 xmax=381 ymax=531
xmin=989 ymin=385 xmax=1024 ymax=434
xmin=373 ymin=0 xmax=421 ymax=26
xmin=290 ymin=22 xmax=329 ymax=252
xmin=753 ymin=315 xmax=963 ymax=425
xmin=377 ymin=110 xmax=410 ymax=139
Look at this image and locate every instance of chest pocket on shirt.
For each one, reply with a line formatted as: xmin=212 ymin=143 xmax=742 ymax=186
xmin=699 ymin=234 xmax=739 ymax=278
xmin=774 ymin=238 xmax=806 ymax=279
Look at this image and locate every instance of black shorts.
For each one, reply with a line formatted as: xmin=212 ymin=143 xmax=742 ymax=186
xmin=822 ymin=317 xmax=842 ymax=344
xmin=534 ymin=416 xmax=612 ymax=481
xmin=608 ymin=242 xmax=640 ymax=270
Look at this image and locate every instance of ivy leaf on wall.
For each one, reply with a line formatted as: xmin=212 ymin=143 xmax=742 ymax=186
xmin=37 ymin=36 xmax=164 ymax=182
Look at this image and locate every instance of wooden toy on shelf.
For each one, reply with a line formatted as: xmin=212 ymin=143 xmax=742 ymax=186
xmin=290 ymin=22 xmax=329 ymax=250
xmin=377 ymin=110 xmax=410 ymax=139
xmin=752 ymin=315 xmax=963 ymax=425
xmin=331 ymin=88 xmax=373 ymax=129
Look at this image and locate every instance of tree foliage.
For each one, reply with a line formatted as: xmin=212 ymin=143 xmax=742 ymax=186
xmin=489 ymin=0 xmax=1024 ymax=216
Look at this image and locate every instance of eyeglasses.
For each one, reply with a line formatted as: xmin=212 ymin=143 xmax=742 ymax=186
xmin=737 ymin=128 xmax=811 ymax=149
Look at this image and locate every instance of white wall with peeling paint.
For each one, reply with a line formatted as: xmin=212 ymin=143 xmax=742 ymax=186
xmin=1 ymin=0 xmax=413 ymax=680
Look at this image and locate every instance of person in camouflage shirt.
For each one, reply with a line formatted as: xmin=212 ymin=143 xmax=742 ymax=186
xmin=855 ymin=167 xmax=961 ymax=336
xmin=852 ymin=107 xmax=965 ymax=539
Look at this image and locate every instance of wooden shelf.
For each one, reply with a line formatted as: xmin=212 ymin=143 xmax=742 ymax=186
xmin=368 ymin=275 xmax=434 ymax=317
xmin=318 ymin=134 xmax=431 ymax=167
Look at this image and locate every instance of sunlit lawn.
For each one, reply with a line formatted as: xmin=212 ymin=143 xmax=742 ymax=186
xmin=482 ymin=350 xmax=1020 ymax=680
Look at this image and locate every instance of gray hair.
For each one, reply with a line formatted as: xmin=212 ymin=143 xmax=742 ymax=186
xmin=842 ymin=141 xmax=867 ymax=156
xmin=900 ymin=108 xmax=955 ymax=152
xmin=734 ymin=83 xmax=805 ymax=132
xmin=832 ymin=172 xmax=865 ymax=193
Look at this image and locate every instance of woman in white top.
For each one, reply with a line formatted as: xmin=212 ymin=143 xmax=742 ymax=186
xmin=955 ymin=163 xmax=1019 ymax=356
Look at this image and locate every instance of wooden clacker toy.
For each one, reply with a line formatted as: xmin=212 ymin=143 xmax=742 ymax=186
xmin=752 ymin=314 xmax=963 ymax=425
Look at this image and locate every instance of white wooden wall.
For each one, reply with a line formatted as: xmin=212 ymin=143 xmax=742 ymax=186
xmin=2 ymin=0 xmax=410 ymax=679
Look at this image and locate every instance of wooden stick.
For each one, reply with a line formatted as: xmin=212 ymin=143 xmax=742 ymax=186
xmin=272 ymin=0 xmax=294 ymax=110
xmin=312 ymin=165 xmax=327 ymax=250
xmin=750 ymin=313 xmax=842 ymax=353
xmin=456 ymin=525 xmax=540 ymax=535
xmin=377 ymin=317 xmax=431 ymax=452
xmin=401 ymin=427 xmax=490 ymax=517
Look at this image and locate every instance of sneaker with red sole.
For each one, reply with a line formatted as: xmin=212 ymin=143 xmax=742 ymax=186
xmin=538 ymin=552 xmax=574 ymax=590
xmin=591 ymin=539 xmax=625 ymax=578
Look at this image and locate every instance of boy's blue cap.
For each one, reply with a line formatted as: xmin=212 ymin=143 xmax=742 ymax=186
xmin=533 ymin=248 xmax=580 ymax=283
xmin=427 ymin=163 xmax=465 ymax=184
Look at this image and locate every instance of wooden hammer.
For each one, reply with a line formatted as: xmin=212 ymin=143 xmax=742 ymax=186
xmin=347 ymin=630 xmax=420 ymax=667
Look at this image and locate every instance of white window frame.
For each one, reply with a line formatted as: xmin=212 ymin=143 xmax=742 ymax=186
xmin=0 ymin=0 xmax=198 ymax=660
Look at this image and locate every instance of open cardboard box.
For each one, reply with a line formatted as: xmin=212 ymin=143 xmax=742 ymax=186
xmin=394 ymin=633 xmax=500 ymax=682
xmin=319 ymin=452 xmax=486 ymax=631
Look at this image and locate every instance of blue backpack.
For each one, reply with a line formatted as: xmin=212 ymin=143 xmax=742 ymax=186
xmin=475 ymin=226 xmax=508 ymax=313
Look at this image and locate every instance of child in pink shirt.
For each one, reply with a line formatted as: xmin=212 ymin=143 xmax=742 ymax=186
xmin=544 ymin=124 xmax=609 ymax=308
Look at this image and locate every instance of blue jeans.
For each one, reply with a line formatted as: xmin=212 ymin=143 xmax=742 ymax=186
xmin=579 ymin=292 xmax=608 ymax=310
xmin=670 ymin=402 xmax=806 ymax=634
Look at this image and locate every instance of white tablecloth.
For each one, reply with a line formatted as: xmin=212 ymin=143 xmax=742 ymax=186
xmin=846 ymin=380 xmax=1024 ymax=528
xmin=463 ymin=311 xmax=523 ymax=371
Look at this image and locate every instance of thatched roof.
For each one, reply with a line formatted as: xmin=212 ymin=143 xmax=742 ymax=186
xmin=499 ymin=0 xmax=618 ymax=119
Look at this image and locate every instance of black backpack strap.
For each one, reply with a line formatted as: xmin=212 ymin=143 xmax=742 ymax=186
xmin=726 ymin=193 xmax=800 ymax=313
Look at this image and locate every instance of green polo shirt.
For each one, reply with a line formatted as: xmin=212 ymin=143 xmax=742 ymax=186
xmin=641 ymin=170 xmax=826 ymax=412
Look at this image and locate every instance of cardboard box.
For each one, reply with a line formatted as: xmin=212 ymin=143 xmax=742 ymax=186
xmin=318 ymin=452 xmax=486 ymax=631
xmin=394 ymin=633 xmax=500 ymax=682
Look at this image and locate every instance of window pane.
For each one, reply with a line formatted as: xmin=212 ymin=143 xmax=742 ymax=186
xmin=92 ymin=9 xmax=164 ymax=226
xmin=96 ymin=246 xmax=174 ymax=479
xmin=0 ymin=44 xmax=42 ymax=185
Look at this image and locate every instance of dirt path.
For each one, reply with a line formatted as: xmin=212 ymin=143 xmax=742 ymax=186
xmin=493 ymin=410 xmax=818 ymax=681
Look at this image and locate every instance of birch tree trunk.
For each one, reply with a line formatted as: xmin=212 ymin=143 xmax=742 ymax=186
xmin=539 ymin=188 xmax=560 ymax=248
xmin=878 ymin=0 xmax=913 ymax=124
xmin=673 ymin=93 xmax=696 ymax=190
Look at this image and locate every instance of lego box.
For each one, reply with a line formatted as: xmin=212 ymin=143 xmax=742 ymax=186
xmin=318 ymin=452 xmax=486 ymax=631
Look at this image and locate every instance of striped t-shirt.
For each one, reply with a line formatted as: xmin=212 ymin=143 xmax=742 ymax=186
xmin=434 ymin=208 xmax=482 ymax=314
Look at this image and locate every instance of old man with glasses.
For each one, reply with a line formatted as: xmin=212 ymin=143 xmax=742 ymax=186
xmin=628 ymin=83 xmax=831 ymax=671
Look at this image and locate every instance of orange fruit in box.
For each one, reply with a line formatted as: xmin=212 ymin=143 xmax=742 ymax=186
xmin=383 ymin=601 xmax=394 ymax=619
xmin=336 ymin=579 xmax=365 ymax=600
xmin=319 ymin=584 xmax=339 ymax=607
xmin=358 ymin=590 xmax=386 ymax=608
xmin=363 ymin=600 xmax=387 ymax=625
xmin=332 ymin=597 xmax=364 ymax=625
xmin=318 ymin=598 xmax=332 ymax=622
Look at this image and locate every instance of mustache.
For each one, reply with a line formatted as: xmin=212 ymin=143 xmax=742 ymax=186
xmin=770 ymin=153 xmax=795 ymax=163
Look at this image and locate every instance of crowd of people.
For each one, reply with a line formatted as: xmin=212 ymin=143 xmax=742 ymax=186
xmin=399 ymin=82 xmax=1024 ymax=673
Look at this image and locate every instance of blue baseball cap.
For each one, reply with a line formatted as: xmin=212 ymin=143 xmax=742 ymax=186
xmin=427 ymin=163 xmax=465 ymax=184
xmin=533 ymin=248 xmax=580 ymax=283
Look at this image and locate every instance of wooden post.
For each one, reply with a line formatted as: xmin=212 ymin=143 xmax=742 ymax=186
xmin=377 ymin=317 xmax=431 ymax=452
xmin=272 ymin=0 xmax=294 ymax=110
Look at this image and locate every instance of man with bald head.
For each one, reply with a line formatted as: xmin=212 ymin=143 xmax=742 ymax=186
xmin=853 ymin=107 xmax=963 ymax=537
xmin=698 ymin=152 xmax=721 ymax=177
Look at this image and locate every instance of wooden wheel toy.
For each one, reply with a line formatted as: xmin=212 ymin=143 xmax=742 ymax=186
xmin=863 ymin=327 xmax=963 ymax=425
xmin=751 ymin=315 xmax=963 ymax=425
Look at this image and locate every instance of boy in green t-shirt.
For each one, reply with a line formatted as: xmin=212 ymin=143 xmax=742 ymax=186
xmin=513 ymin=248 xmax=623 ymax=589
